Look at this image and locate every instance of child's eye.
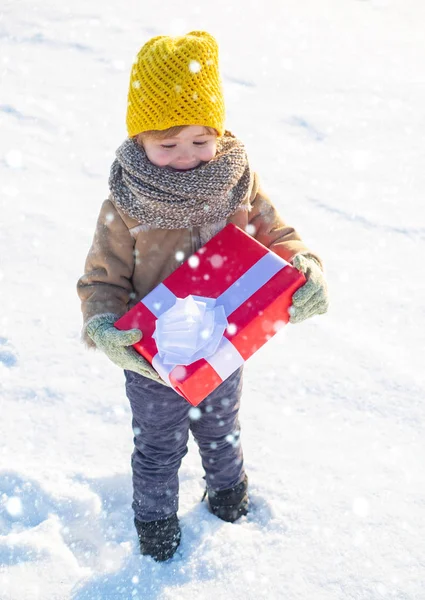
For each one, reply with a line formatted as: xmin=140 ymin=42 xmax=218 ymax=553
xmin=193 ymin=141 xmax=208 ymax=146
xmin=160 ymin=144 xmax=176 ymax=149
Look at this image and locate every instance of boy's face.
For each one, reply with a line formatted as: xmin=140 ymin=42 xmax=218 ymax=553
xmin=140 ymin=125 xmax=217 ymax=171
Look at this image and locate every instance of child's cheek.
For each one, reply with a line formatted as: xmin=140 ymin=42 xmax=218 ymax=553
xmin=200 ymin=145 xmax=217 ymax=162
xmin=153 ymin=150 xmax=172 ymax=167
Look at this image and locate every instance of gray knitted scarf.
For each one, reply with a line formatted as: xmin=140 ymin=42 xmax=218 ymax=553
xmin=109 ymin=132 xmax=253 ymax=229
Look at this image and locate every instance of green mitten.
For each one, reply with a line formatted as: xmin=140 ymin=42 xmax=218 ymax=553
xmin=290 ymin=255 xmax=329 ymax=324
xmin=86 ymin=314 xmax=167 ymax=385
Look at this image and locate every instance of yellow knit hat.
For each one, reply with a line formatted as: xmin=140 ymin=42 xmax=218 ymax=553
xmin=126 ymin=31 xmax=225 ymax=137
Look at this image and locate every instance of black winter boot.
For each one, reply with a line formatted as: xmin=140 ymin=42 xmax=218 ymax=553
xmin=207 ymin=475 xmax=249 ymax=523
xmin=134 ymin=514 xmax=181 ymax=561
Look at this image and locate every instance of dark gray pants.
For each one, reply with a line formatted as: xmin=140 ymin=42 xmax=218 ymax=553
xmin=125 ymin=368 xmax=245 ymax=522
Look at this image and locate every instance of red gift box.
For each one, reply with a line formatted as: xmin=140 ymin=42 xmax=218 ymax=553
xmin=115 ymin=223 xmax=305 ymax=406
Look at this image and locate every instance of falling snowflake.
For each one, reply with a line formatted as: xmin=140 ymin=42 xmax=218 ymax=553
xmin=188 ymin=255 xmax=200 ymax=268
xmin=5 ymin=496 xmax=22 ymax=517
xmin=112 ymin=60 xmax=125 ymax=71
xmin=261 ymin=320 xmax=274 ymax=333
xmin=227 ymin=323 xmax=237 ymax=335
xmin=5 ymin=150 xmax=22 ymax=169
xmin=189 ymin=60 xmax=201 ymax=73
xmin=273 ymin=320 xmax=286 ymax=332
xmin=244 ymin=571 xmax=256 ymax=583
xmin=200 ymin=328 xmax=210 ymax=340
xmin=210 ymin=254 xmax=224 ymax=268
xmin=189 ymin=407 xmax=202 ymax=421
xmin=173 ymin=365 xmax=187 ymax=381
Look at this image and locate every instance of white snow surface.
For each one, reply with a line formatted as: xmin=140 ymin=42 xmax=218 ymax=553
xmin=1 ymin=0 xmax=425 ymax=598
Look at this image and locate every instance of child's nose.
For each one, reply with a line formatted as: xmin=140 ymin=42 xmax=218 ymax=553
xmin=177 ymin=148 xmax=194 ymax=163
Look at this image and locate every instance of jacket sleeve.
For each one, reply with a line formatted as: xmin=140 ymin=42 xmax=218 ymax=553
xmin=248 ymin=175 xmax=322 ymax=266
xmin=77 ymin=199 xmax=136 ymax=346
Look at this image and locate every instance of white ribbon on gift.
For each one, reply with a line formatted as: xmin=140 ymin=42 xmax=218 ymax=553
xmin=141 ymin=251 xmax=289 ymax=387
xmin=153 ymin=295 xmax=228 ymax=366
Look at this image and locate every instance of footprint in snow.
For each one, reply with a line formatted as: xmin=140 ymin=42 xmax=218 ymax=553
xmin=0 ymin=337 xmax=18 ymax=368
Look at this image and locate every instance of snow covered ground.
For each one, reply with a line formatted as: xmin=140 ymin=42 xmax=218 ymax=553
xmin=1 ymin=0 xmax=424 ymax=598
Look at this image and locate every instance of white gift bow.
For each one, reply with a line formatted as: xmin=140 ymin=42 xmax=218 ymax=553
xmin=153 ymin=295 xmax=228 ymax=366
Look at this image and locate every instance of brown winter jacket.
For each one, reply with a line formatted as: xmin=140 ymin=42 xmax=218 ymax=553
xmin=77 ymin=173 xmax=319 ymax=346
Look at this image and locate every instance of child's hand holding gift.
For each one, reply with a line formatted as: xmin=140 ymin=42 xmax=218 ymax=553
xmin=289 ymin=254 xmax=329 ymax=324
xmin=86 ymin=314 xmax=167 ymax=384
